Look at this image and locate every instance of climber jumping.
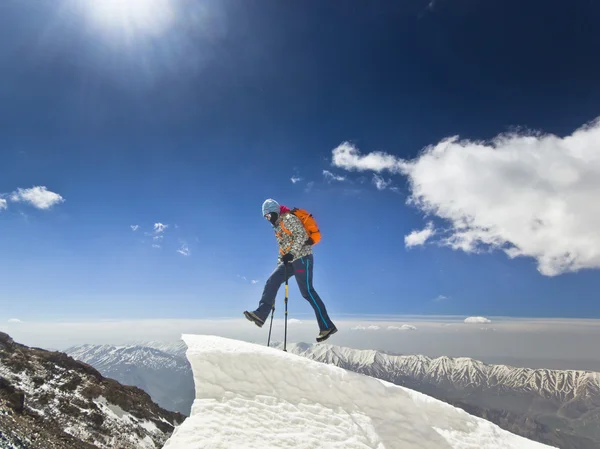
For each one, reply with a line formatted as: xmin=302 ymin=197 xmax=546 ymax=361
xmin=244 ymin=198 xmax=337 ymax=343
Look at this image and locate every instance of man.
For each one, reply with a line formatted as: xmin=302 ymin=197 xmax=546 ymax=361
xmin=244 ymin=198 xmax=337 ymax=343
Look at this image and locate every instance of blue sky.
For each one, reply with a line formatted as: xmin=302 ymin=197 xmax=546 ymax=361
xmin=1 ymin=0 xmax=600 ymax=323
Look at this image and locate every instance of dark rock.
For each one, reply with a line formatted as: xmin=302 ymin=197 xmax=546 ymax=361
xmin=0 ymin=376 xmax=24 ymax=413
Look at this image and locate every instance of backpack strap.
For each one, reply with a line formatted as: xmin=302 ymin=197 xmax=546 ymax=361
xmin=291 ymin=207 xmax=310 ymax=223
xmin=280 ymin=220 xmax=293 ymax=236
xmin=279 ymin=218 xmax=293 ymax=255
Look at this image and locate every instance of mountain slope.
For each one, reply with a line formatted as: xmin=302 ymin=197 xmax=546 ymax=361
xmin=65 ymin=343 xmax=194 ymax=415
xmin=136 ymin=340 xmax=187 ymax=357
xmin=280 ymin=342 xmax=600 ymax=449
xmin=0 ymin=332 xmax=185 ymax=449
xmin=163 ymin=334 xmax=553 ymax=449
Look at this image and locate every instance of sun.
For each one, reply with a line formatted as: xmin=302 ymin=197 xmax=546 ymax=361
xmin=86 ymin=0 xmax=175 ymax=36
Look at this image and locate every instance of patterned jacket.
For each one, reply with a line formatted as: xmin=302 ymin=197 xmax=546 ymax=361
xmin=273 ymin=211 xmax=313 ymax=263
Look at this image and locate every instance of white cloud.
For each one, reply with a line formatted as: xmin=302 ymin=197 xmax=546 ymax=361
xmin=291 ymin=176 xmax=302 ymax=184
xmin=305 ymin=181 xmax=315 ymax=193
xmin=238 ymin=275 xmax=259 ymax=283
xmin=351 ymin=325 xmax=381 ymax=331
xmin=404 ymin=222 xmax=436 ymax=248
xmin=288 ymin=319 xmax=302 ymax=325
xmin=154 ymin=222 xmax=168 ymax=233
xmin=323 ymin=170 xmax=346 ymax=182
xmin=177 ymin=244 xmax=190 ymax=256
xmin=9 ymin=186 xmax=65 ymax=210
xmin=130 ymin=225 xmax=139 ymax=231
xmin=332 ymin=141 xmax=407 ymax=173
xmin=465 ymin=316 xmax=492 ymax=324
xmin=434 ymin=295 xmax=449 ymax=301
xmin=152 ymin=244 xmax=161 ymax=249
xmin=0 ymin=199 xmax=6 ymax=210
xmin=388 ymin=324 xmax=417 ymax=331
xmin=402 ymin=119 xmax=600 ymax=276
xmin=7 ymin=318 xmax=21 ymax=323
xmin=372 ymin=174 xmax=392 ymax=191
xmin=333 ymin=119 xmax=600 ymax=276
xmin=153 ymin=235 xmax=164 ymax=241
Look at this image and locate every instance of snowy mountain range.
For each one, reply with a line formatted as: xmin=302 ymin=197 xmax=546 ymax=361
xmin=65 ymin=342 xmax=193 ymax=415
xmin=164 ymin=334 xmax=553 ymax=449
xmin=0 ymin=332 xmax=184 ymax=449
xmin=283 ymin=342 xmax=600 ymax=403
xmin=281 ymin=342 xmax=600 ymax=449
xmin=64 ymin=339 xmax=600 ymax=448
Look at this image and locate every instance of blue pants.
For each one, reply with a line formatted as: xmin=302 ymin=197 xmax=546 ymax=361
xmin=254 ymin=255 xmax=335 ymax=332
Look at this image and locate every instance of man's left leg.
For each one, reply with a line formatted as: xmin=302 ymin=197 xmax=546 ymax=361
xmin=293 ymin=255 xmax=337 ymax=341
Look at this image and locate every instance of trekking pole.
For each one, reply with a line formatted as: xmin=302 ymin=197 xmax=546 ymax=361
xmin=266 ymin=304 xmax=275 ymax=347
xmin=284 ymin=262 xmax=289 ymax=352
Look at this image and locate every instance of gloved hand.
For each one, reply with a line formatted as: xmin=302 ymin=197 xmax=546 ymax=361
xmin=281 ymin=253 xmax=294 ymax=264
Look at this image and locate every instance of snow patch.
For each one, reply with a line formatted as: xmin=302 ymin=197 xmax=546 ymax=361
xmin=140 ymin=419 xmax=159 ymax=433
xmin=95 ymin=396 xmax=129 ymax=420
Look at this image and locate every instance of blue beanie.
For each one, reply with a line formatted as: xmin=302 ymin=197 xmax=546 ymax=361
xmin=262 ymin=198 xmax=280 ymax=216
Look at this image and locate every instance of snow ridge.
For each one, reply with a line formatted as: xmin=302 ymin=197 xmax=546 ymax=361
xmin=163 ymin=335 xmax=553 ymax=449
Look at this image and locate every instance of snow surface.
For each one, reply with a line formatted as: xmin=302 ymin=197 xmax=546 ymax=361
xmin=163 ymin=335 xmax=555 ymax=449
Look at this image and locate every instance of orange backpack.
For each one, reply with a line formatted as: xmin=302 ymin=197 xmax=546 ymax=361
xmin=291 ymin=208 xmax=321 ymax=245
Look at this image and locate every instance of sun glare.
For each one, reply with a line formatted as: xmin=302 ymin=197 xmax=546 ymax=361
xmin=87 ymin=0 xmax=175 ymax=36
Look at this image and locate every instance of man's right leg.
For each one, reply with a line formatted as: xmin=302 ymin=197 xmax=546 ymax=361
xmin=251 ymin=263 xmax=293 ymax=323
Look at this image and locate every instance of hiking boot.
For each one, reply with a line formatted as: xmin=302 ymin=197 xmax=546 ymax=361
xmin=243 ymin=311 xmax=265 ymax=328
xmin=316 ymin=326 xmax=338 ymax=343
